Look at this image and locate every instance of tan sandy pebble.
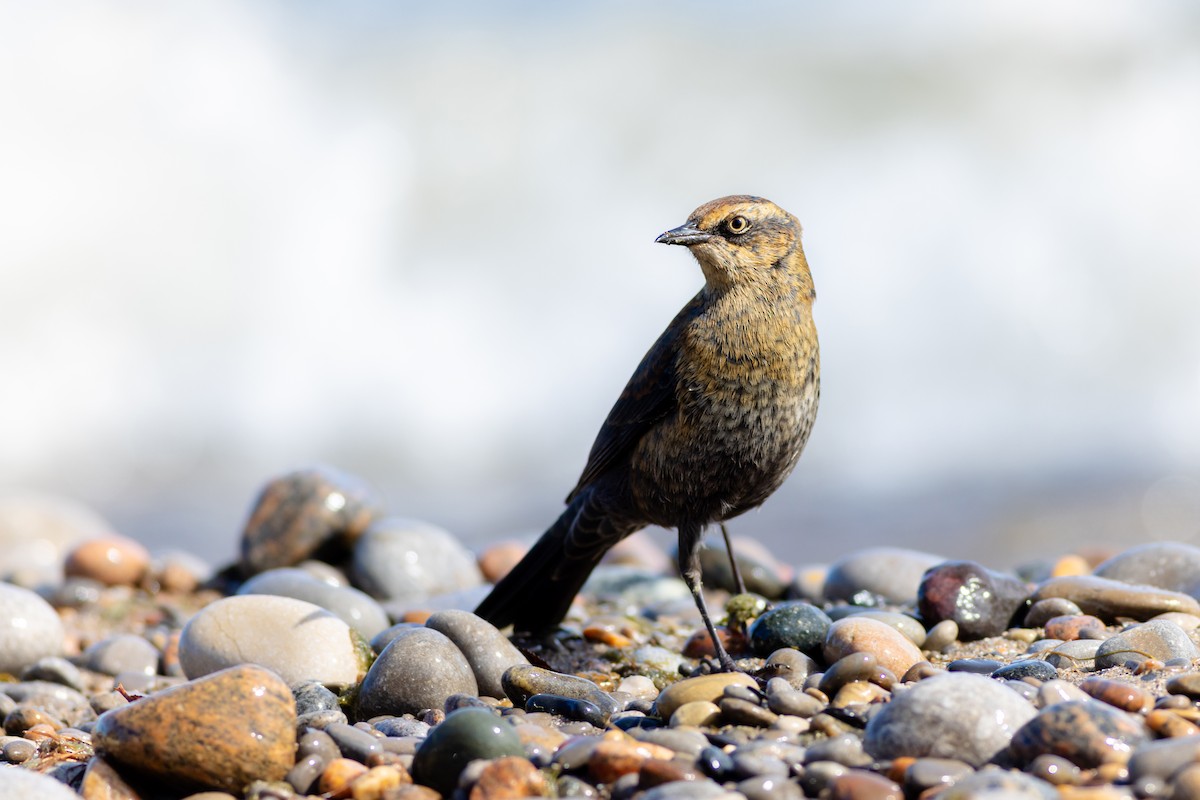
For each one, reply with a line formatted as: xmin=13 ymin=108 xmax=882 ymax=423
xmin=824 ymin=617 xmax=924 ymax=678
xmin=467 ymin=755 xmax=548 ymax=800
xmin=64 ymin=535 xmax=150 ymax=586
xmin=351 ymin=764 xmax=411 ymax=800
xmin=654 ymin=671 xmax=757 ymax=720
xmin=478 ymin=541 xmax=528 ymax=583
xmin=320 ymin=757 xmax=369 ymax=796
xmin=669 ymin=700 xmax=721 ymax=728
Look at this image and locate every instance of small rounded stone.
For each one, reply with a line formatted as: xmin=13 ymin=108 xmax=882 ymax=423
xmin=991 ymin=659 xmax=1057 ymax=682
xmin=864 ymin=673 xmax=1037 ymax=767
xmin=351 ymin=518 xmax=483 ymax=602
xmin=501 ymin=665 xmax=618 ymax=717
xmin=0 ymin=582 xmax=64 ymax=674
xmin=1024 ymin=597 xmax=1084 ymax=628
xmin=921 ymin=620 xmax=958 ymax=653
xmin=357 ymin=627 xmax=478 ymax=718
xmin=411 ymin=707 xmax=524 ymax=796
xmin=63 ymin=534 xmax=151 ymax=586
xmin=748 ymin=601 xmax=832 ymax=657
xmin=824 ymin=617 xmax=924 ymax=678
xmin=83 ymin=634 xmax=160 ymax=677
xmin=1095 ymin=619 xmax=1200 ymax=669
xmin=653 ymin=671 xmax=757 ymax=720
xmin=1010 ymin=699 xmax=1149 ymax=768
xmin=425 ymin=609 xmax=530 ymax=700
xmin=823 ymin=547 xmax=944 ymax=605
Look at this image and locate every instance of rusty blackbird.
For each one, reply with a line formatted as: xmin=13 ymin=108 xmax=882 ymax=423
xmin=475 ymin=195 xmax=820 ymax=670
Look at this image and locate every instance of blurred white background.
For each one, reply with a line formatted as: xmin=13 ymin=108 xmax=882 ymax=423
xmin=2 ymin=1 xmax=1199 ymax=566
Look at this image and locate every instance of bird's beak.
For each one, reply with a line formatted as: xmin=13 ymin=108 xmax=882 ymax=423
xmin=655 ymin=222 xmax=712 ymax=246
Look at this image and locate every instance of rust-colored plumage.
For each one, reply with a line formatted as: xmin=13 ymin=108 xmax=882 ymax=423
xmin=475 ymin=195 xmax=820 ymax=670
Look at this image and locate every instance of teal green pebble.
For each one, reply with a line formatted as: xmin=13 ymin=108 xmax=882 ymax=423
xmin=748 ymin=602 xmax=832 ymax=657
xmin=411 ymin=707 xmax=524 ymax=796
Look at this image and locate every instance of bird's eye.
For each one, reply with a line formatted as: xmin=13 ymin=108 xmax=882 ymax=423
xmin=725 ymin=215 xmax=751 ymax=235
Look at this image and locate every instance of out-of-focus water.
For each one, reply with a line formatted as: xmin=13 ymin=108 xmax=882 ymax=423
xmin=2 ymin=2 xmax=1199 ymax=567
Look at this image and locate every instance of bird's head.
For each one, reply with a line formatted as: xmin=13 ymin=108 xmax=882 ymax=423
xmin=656 ymin=195 xmax=812 ymax=297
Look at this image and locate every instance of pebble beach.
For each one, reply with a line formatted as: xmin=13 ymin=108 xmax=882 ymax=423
xmin=4 ymin=466 xmax=1200 ymax=799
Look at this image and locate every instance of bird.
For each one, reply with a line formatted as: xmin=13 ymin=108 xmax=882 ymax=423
xmin=475 ymin=195 xmax=820 ymax=671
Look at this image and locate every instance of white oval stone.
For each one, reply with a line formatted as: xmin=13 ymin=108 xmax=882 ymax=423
xmin=178 ymin=595 xmax=366 ymax=687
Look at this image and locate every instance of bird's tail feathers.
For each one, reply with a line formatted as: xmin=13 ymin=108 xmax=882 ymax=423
xmin=474 ymin=501 xmax=601 ymax=633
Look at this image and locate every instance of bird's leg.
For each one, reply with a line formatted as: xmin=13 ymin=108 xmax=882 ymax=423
xmin=679 ymin=523 xmax=738 ymax=672
xmin=719 ymin=522 xmax=747 ymax=595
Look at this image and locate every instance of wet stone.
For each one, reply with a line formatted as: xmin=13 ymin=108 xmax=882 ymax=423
xmin=903 ymin=757 xmax=974 ymax=796
xmin=1010 ymin=699 xmax=1149 ymax=768
xmin=20 ymin=656 xmax=85 ymax=691
xmin=411 ymin=707 xmax=523 ymax=795
xmin=325 ymin=722 xmax=383 ymax=762
xmin=863 ymin=673 xmax=1037 ymax=767
xmin=1032 ymin=575 xmax=1200 ymax=622
xmin=527 ymin=693 xmax=607 ymax=727
xmin=718 ymin=695 xmax=778 ymax=727
xmin=829 ymin=769 xmax=903 ymax=800
xmin=921 ymin=619 xmax=958 ymax=653
xmin=991 ymin=659 xmax=1058 ymax=682
xmin=917 ymin=561 xmax=1031 ymax=640
xmin=1094 ymin=619 xmax=1199 ymax=670
xmin=501 ymin=665 xmax=618 ymax=717
xmin=292 ymin=680 xmax=340 ymax=716
xmin=425 ymin=609 xmax=530 ymax=700
xmin=763 ymin=648 xmax=819 ymax=689
xmin=947 ymin=657 xmax=1003 ymax=675
xmin=934 ymin=768 xmax=1057 ymax=799
xmin=818 ymin=653 xmax=896 ymax=696
xmin=1028 ymin=753 xmax=1082 ymax=785
xmin=747 ymin=601 xmax=831 ymax=657
xmin=738 ymin=774 xmax=803 ymax=800
xmin=357 ymin=627 xmax=478 ymax=718
xmin=1166 ymin=672 xmax=1200 ymax=700
xmin=1080 ymin=676 xmax=1155 ymax=714
xmin=92 ymin=664 xmax=296 ymax=794
xmin=824 ymin=616 xmax=925 ymax=678
xmin=847 ymin=610 xmax=926 ymax=647
xmin=1024 ymin=597 xmax=1084 ymax=628
xmin=823 ymin=547 xmax=944 ymax=605
xmin=653 ymin=671 xmax=757 ymax=720
xmin=1128 ymin=735 xmax=1200 ymax=793
xmin=1044 ymin=614 xmax=1107 ymax=641
xmin=239 ymin=466 xmax=380 ymax=576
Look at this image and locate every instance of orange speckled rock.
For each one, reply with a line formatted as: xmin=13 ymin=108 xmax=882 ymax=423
xmin=92 ymin=664 xmax=296 ymax=794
